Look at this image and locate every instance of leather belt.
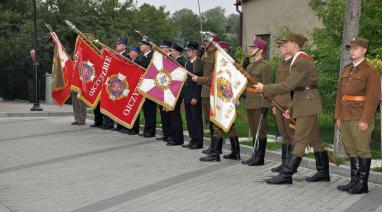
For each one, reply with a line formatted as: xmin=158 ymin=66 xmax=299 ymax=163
xmin=342 ymin=95 xmax=366 ymax=102
xmin=294 ymin=85 xmax=316 ymax=92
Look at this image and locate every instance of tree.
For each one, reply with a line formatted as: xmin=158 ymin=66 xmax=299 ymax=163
xmin=171 ymin=9 xmax=201 ymax=45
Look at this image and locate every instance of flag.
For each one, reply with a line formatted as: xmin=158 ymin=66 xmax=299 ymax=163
xmin=210 ymin=49 xmax=247 ymax=132
xmin=49 ymin=31 xmax=72 ymax=106
xmin=71 ymin=35 xmax=105 ymax=109
xmin=100 ymin=49 xmax=145 ymax=128
xmin=137 ymin=51 xmax=187 ymax=110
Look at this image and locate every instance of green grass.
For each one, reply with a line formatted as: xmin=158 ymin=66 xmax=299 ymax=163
xmin=372 ymin=167 xmax=382 ymax=172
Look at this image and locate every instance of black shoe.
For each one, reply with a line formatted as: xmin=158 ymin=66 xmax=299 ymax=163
xmin=223 ymin=137 xmax=240 ymax=160
xmin=266 ymin=154 xmax=302 ymax=185
xmin=348 ymin=157 xmax=371 ymax=194
xmin=163 ymin=137 xmax=173 ymax=142
xmin=271 ymin=144 xmax=289 ymax=172
xmin=110 ymin=128 xmax=120 ymax=131
xmin=120 ymin=129 xmax=130 ymax=134
xmin=199 ymin=154 xmax=220 ymax=162
xmin=248 ymin=138 xmax=267 ymax=166
xmin=90 ymin=123 xmax=101 ymax=128
xmin=167 ymin=141 xmax=182 ymax=146
xmin=182 ymin=143 xmax=193 ymax=148
xmin=128 ymin=130 xmax=139 ymax=135
xmin=143 ymin=133 xmax=155 ymax=138
xmin=242 ymin=153 xmax=256 ymax=165
xmin=338 ymin=157 xmax=359 ymax=192
xmin=189 ymin=144 xmax=203 ymax=149
xmin=305 ymin=151 xmax=330 ymax=182
xmin=71 ymin=121 xmax=79 ymax=125
xmin=202 ymin=138 xmax=216 ymax=154
xmin=156 ymin=136 xmax=169 ymax=141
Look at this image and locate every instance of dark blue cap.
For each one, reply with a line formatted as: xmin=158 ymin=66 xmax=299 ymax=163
xmin=116 ymin=37 xmax=128 ymax=45
xmin=185 ymin=41 xmax=199 ymax=50
xmin=130 ymin=46 xmax=141 ymax=54
xmin=171 ymin=42 xmax=184 ymax=52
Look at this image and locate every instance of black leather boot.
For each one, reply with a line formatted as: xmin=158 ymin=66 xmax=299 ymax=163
xmin=348 ymin=157 xmax=371 ymax=194
xmin=305 ymin=151 xmax=330 ymax=182
xmin=337 ymin=157 xmax=359 ymax=191
xmin=202 ymin=138 xmax=216 ymax=154
xmin=217 ymin=138 xmax=223 ymax=154
xmin=266 ymin=154 xmax=302 ymax=185
xmin=271 ymin=143 xmax=288 ymax=172
xmin=199 ymin=137 xmax=221 ymax=162
xmin=241 ymin=137 xmax=257 ymax=165
xmin=223 ymin=137 xmax=240 ymax=160
xmin=248 ymin=138 xmax=267 ymax=166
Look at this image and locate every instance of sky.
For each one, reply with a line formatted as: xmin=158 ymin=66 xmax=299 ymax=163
xmin=134 ymin=0 xmax=238 ymax=15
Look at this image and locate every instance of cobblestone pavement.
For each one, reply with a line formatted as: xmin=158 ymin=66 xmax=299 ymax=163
xmin=0 ymin=117 xmax=381 ymax=212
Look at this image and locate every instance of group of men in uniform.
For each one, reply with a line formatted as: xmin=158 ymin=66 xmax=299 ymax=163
xmin=70 ymin=31 xmax=380 ymax=194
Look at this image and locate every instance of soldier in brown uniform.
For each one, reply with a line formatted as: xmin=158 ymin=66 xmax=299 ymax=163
xmin=241 ymin=37 xmax=273 ymax=166
xmin=192 ymin=33 xmax=221 ymax=156
xmin=253 ymin=32 xmax=330 ymax=184
xmin=335 ymin=37 xmax=380 ymax=194
xmin=271 ymin=42 xmax=295 ymax=172
xmin=192 ymin=41 xmax=241 ymax=162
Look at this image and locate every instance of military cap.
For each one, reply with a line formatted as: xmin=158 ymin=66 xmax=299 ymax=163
xmin=203 ymin=32 xmax=220 ymax=43
xmin=171 ymin=42 xmax=184 ymax=52
xmin=250 ymin=37 xmax=267 ymax=51
xmin=218 ymin=41 xmax=230 ymax=50
xmin=283 ymin=32 xmax=308 ymax=48
xmin=346 ymin=37 xmax=369 ymax=49
xmin=130 ymin=46 xmax=141 ymax=54
xmin=139 ymin=38 xmax=152 ymax=47
xmin=185 ymin=41 xmax=199 ymax=50
xmin=160 ymin=40 xmax=172 ymax=48
xmin=116 ymin=37 xmax=128 ymax=46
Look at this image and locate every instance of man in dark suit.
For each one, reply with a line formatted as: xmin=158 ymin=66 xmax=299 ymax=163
xmin=166 ymin=42 xmax=187 ymax=146
xmin=138 ymin=38 xmax=156 ymax=137
xmin=125 ymin=46 xmax=142 ymax=135
xmin=23 ymin=49 xmax=41 ymax=102
xmin=156 ymin=40 xmax=173 ymax=142
xmin=182 ymin=41 xmax=203 ymax=149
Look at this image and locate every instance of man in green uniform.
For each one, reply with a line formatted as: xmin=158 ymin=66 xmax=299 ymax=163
xmin=253 ymin=32 xmax=330 ymax=184
xmin=241 ymin=37 xmax=273 ymax=166
xmin=271 ymin=41 xmax=295 ymax=172
xmin=335 ymin=37 xmax=380 ymax=194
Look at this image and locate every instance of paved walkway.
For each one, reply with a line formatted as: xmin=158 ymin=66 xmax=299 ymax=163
xmin=0 ymin=116 xmax=382 ymax=212
xmin=0 ymin=101 xmax=73 ymax=117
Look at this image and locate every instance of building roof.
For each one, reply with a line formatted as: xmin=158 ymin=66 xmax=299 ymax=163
xmin=234 ymin=0 xmax=250 ymax=6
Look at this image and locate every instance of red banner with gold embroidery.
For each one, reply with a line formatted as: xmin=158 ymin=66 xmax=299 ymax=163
xmin=100 ymin=49 xmax=145 ymax=128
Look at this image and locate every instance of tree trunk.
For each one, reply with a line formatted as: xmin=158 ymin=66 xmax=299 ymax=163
xmin=334 ymin=0 xmax=363 ymax=157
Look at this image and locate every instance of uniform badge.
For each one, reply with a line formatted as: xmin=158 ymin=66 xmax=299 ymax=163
xmin=106 ymin=73 xmax=129 ymax=101
xmin=78 ymin=61 xmax=96 ymax=82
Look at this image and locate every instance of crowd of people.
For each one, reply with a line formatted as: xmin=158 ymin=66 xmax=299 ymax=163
xmin=66 ymin=31 xmax=379 ymax=195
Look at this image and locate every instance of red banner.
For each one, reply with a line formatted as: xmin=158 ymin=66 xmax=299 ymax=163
xmin=49 ymin=31 xmax=72 ymax=106
xmin=100 ymin=49 xmax=145 ymax=128
xmin=71 ymin=35 xmax=105 ymax=109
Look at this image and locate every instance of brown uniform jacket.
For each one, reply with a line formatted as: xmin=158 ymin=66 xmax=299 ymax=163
xmin=334 ymin=60 xmax=381 ymax=124
xmin=263 ymin=55 xmax=323 ymax=118
xmin=244 ymin=58 xmax=273 ymax=109
xmin=195 ymin=49 xmax=216 ymax=98
xmin=274 ymin=58 xmax=293 ymax=107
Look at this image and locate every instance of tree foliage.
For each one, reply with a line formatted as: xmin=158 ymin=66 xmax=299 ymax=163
xmin=0 ymin=0 xmax=240 ymax=100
